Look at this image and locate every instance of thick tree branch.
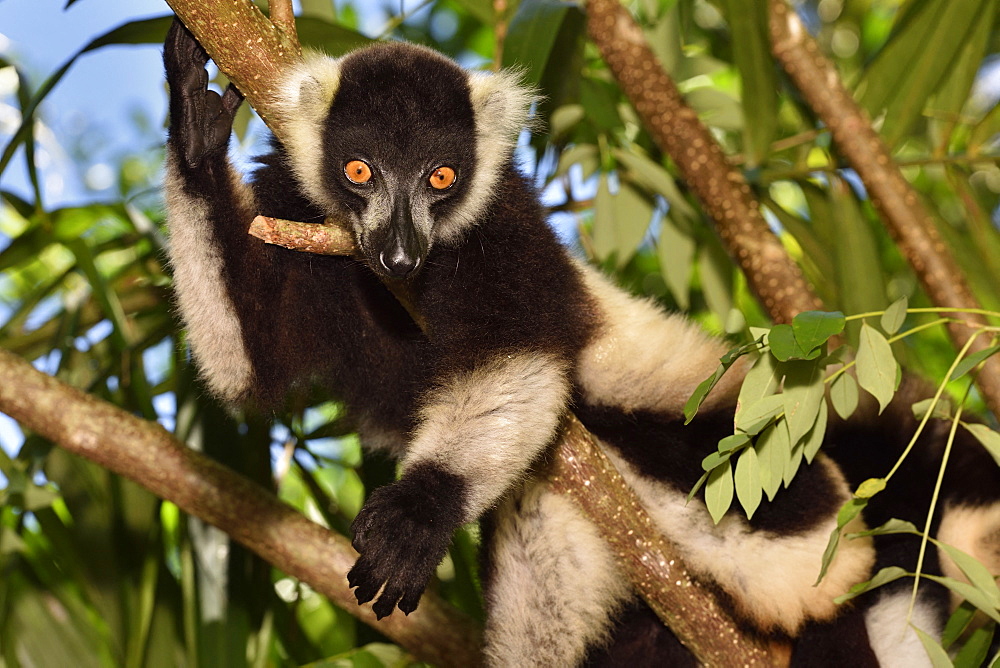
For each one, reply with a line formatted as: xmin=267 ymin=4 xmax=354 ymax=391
xmin=0 ymin=347 xmax=480 ymax=667
xmin=584 ymin=0 xmax=822 ymax=324
xmin=767 ymin=0 xmax=1000 ymax=418
xmin=249 ymin=217 xmax=783 ymax=665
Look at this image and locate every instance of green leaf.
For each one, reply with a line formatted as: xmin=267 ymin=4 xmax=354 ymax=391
xmin=769 ymin=324 xmax=819 ymax=362
xmin=591 ymin=176 xmax=654 ymax=267
xmin=555 ymin=143 xmax=599 ymax=179
xmin=856 ymin=323 xmax=899 ymax=413
xmin=912 ymin=397 xmax=954 ymax=422
xmin=783 ymin=361 xmax=825 ymax=447
xmin=791 ymin=311 xmax=845 ymax=353
xmin=951 ymin=345 xmax=1000 ymax=381
xmin=657 ymin=217 xmax=695 ymax=310
xmin=817 ymin=497 xmax=869 ymax=584
xmin=856 ymin=478 xmax=887 ymax=499
xmin=735 ymin=447 xmax=762 ymax=520
xmin=913 ymin=625 xmax=958 ymax=668
xmin=720 ymin=0 xmax=777 ymax=165
xmin=962 ymin=423 xmax=1000 ymax=468
xmin=951 ymin=620 xmax=994 ymax=668
xmin=613 ymin=148 xmax=699 ymax=222
xmin=755 ymin=422 xmax=790 ymax=502
xmin=936 ymin=542 xmax=1000 ymax=608
xmin=846 ymin=518 xmax=919 ymax=538
xmin=830 ymin=373 xmax=860 ymax=420
xmin=734 ymin=394 xmax=785 ymax=435
xmin=834 ymin=566 xmax=908 ymax=604
xmin=717 ymin=433 xmax=752 ymax=453
xmin=923 ymin=575 xmax=1000 ymax=624
xmin=941 ymin=601 xmax=980 ymax=650
xmin=737 ymin=352 xmax=781 ymax=412
xmin=503 ymin=0 xmax=575 ymax=85
xmin=295 ymin=17 xmax=374 ymax=53
xmin=705 ymin=461 xmax=734 ymax=525
xmin=783 ymin=441 xmax=803 ymax=487
xmin=881 ymin=296 xmax=908 ymax=335
xmin=802 ymin=399 xmax=828 ymax=465
xmin=685 ymin=363 xmax=728 ymax=423
xmin=701 ymin=450 xmax=733 ymax=472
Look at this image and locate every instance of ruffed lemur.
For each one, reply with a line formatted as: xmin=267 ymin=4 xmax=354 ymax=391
xmin=163 ymin=20 xmax=1000 ymax=666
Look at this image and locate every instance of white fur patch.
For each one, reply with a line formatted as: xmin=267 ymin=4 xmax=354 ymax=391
xmin=272 ymin=51 xmax=344 ymax=210
xmin=575 ymin=261 xmax=748 ymax=418
xmin=865 ymin=589 xmax=941 ymax=668
xmin=484 ymin=479 xmax=631 ymax=666
xmin=163 ymin=155 xmax=254 ymax=403
xmin=937 ymin=502 xmax=1000 ymax=609
xmin=605 ymin=448 xmax=875 ymax=634
xmin=403 ymin=353 xmax=569 ymax=519
xmin=436 ymin=68 xmax=536 ymax=243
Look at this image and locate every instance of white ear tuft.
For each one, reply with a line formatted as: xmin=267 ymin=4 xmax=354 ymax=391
xmin=436 ymin=69 xmax=537 ymax=242
xmin=467 ymin=69 xmax=537 ymax=153
xmin=272 ymin=52 xmax=344 ymax=208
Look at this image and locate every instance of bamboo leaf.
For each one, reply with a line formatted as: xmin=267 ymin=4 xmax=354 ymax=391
xmin=913 ymin=625 xmax=958 ymax=668
xmin=720 ymin=0 xmax=777 ymax=165
xmin=657 ymin=217 xmax=695 ymax=310
xmin=834 ymin=566 xmax=908 ymax=604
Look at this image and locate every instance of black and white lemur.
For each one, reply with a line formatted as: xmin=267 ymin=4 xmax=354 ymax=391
xmin=162 ymin=19 xmax=1000 ymax=666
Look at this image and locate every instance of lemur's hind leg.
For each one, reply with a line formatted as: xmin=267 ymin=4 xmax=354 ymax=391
xmin=163 ymin=19 xmax=243 ymax=169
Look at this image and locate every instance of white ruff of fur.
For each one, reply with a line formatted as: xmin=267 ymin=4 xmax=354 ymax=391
xmin=484 ymin=480 xmax=631 ymax=667
xmin=865 ymin=589 xmax=941 ymax=668
xmin=605 ymin=448 xmax=875 ymax=634
xmin=163 ymin=157 xmax=253 ymax=402
xmin=404 ymin=353 xmax=569 ymax=520
xmin=574 ymin=260 xmax=748 ymax=418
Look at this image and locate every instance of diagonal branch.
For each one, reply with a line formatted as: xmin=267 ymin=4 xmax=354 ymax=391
xmin=584 ymin=0 xmax=823 ymax=324
xmin=0 ymin=346 xmax=481 ymax=667
xmin=767 ymin=0 xmax=1000 ymax=418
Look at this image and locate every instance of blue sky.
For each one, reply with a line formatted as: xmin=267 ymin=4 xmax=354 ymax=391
xmin=0 ymin=0 xmax=171 ymax=204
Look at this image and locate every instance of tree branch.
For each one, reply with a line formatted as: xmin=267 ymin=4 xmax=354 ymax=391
xmin=584 ymin=0 xmax=823 ymax=324
xmin=247 ymin=219 xmax=783 ymax=666
xmin=767 ymin=0 xmax=1000 ymax=418
xmin=0 ymin=347 xmax=481 ymax=667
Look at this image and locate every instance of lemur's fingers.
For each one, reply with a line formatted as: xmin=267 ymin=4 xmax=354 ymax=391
xmin=164 ymin=18 xmax=242 ymax=169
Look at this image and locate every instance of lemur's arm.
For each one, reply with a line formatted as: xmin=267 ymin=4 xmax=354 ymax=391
xmin=164 ymin=21 xmax=425 ymax=425
xmin=348 ymin=171 xmax=594 ymax=618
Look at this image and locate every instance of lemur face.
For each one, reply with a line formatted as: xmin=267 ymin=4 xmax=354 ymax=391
xmin=275 ymin=42 xmax=535 ymax=279
xmin=320 ymin=45 xmax=478 ymax=278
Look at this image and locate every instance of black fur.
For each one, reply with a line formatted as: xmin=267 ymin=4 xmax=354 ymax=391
xmin=348 ymin=462 xmax=468 ymax=618
xmin=164 ymin=20 xmax=1000 ymax=664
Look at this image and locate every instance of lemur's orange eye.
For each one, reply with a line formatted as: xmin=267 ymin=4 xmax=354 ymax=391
xmin=429 ymin=166 xmax=456 ymax=190
xmin=345 ymin=160 xmax=372 ymax=184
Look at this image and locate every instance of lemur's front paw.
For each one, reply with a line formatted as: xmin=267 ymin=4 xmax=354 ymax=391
xmin=163 ymin=19 xmax=243 ymax=169
xmin=347 ymin=463 xmax=467 ymax=619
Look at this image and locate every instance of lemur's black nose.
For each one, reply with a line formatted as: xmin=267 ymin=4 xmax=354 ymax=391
xmin=379 ymin=249 xmax=420 ymax=278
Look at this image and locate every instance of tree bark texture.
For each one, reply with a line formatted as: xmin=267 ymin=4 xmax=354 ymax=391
xmin=585 ymin=0 xmax=823 ymax=324
xmin=0 ymin=347 xmax=481 ymax=667
xmin=768 ymin=0 xmax=1000 ymax=417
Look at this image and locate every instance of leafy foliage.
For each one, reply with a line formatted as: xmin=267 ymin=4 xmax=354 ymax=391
xmin=2 ymin=0 xmax=1000 ymax=665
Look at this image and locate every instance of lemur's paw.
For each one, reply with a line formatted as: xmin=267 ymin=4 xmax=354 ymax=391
xmin=347 ymin=464 xmax=467 ymax=618
xmin=163 ymin=19 xmax=243 ymax=169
